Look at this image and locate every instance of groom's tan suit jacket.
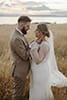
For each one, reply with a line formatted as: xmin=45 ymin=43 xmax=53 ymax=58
xmin=10 ymin=29 xmax=30 ymax=79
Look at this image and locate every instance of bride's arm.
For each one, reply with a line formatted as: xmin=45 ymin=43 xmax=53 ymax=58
xmin=30 ymin=42 xmax=50 ymax=64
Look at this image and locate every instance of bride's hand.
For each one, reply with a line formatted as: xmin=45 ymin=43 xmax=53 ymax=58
xmin=36 ymin=37 xmax=43 ymax=44
xmin=36 ymin=36 xmax=48 ymax=44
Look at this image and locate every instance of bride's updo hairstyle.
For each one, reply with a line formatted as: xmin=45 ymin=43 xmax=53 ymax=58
xmin=37 ymin=24 xmax=50 ymax=37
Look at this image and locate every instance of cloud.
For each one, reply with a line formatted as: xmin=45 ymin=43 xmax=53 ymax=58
xmin=27 ymin=5 xmax=50 ymax=11
xmin=44 ymin=0 xmax=67 ymax=10
xmin=0 ymin=0 xmax=67 ymax=17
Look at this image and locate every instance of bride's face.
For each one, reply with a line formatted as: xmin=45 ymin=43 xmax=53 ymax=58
xmin=35 ymin=30 xmax=43 ymax=38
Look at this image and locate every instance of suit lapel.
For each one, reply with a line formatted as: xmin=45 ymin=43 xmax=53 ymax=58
xmin=21 ymin=36 xmax=29 ymax=47
xmin=15 ymin=29 xmax=29 ymax=47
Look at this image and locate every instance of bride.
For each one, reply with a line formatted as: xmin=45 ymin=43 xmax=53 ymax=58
xmin=29 ymin=24 xmax=67 ymax=100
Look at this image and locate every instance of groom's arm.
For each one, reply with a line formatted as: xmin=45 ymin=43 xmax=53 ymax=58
xmin=13 ymin=37 xmax=29 ymax=60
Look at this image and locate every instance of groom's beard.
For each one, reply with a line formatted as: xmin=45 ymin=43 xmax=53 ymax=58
xmin=21 ymin=27 xmax=27 ymax=35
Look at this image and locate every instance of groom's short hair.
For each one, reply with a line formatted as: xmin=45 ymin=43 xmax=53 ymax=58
xmin=18 ymin=16 xmax=31 ymax=23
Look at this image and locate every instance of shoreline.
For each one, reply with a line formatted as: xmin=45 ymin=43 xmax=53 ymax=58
xmin=0 ymin=23 xmax=67 ymax=25
xmin=0 ymin=16 xmax=67 ymax=24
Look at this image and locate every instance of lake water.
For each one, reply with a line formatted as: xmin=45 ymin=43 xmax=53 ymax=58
xmin=0 ymin=16 xmax=67 ymax=24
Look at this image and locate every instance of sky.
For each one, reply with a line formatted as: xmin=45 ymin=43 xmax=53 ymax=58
xmin=21 ymin=0 xmax=67 ymax=10
xmin=0 ymin=0 xmax=67 ymax=10
xmin=0 ymin=0 xmax=67 ymax=16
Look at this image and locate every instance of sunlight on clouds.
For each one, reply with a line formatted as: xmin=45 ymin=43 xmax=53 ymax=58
xmin=46 ymin=4 xmax=67 ymax=11
xmin=0 ymin=0 xmax=67 ymax=11
xmin=21 ymin=0 xmax=67 ymax=10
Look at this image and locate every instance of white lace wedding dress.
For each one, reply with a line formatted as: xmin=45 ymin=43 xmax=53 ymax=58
xmin=29 ymin=31 xmax=67 ymax=100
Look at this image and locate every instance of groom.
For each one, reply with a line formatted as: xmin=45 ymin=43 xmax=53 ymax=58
xmin=10 ymin=16 xmax=31 ymax=100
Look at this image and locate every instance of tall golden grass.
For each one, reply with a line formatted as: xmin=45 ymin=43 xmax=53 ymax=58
xmin=0 ymin=24 xmax=67 ymax=100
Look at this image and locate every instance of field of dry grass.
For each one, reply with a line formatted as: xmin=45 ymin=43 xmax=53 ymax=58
xmin=0 ymin=23 xmax=67 ymax=100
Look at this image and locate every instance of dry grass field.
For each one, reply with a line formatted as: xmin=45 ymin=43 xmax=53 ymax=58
xmin=0 ymin=23 xmax=67 ymax=100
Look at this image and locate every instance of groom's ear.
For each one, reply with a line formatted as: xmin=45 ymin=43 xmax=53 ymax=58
xmin=18 ymin=22 xmax=24 ymax=27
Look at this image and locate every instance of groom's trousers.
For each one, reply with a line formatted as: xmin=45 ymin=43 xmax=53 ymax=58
xmin=12 ymin=76 xmax=26 ymax=100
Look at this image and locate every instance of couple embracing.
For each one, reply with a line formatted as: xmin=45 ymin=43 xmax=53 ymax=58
xmin=10 ymin=16 xmax=67 ymax=100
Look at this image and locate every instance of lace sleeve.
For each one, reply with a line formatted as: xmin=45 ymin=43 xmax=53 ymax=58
xmin=29 ymin=41 xmax=39 ymax=50
xmin=30 ymin=41 xmax=50 ymax=64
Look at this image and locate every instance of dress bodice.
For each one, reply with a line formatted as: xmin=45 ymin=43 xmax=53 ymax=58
xmin=30 ymin=41 xmax=50 ymax=66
